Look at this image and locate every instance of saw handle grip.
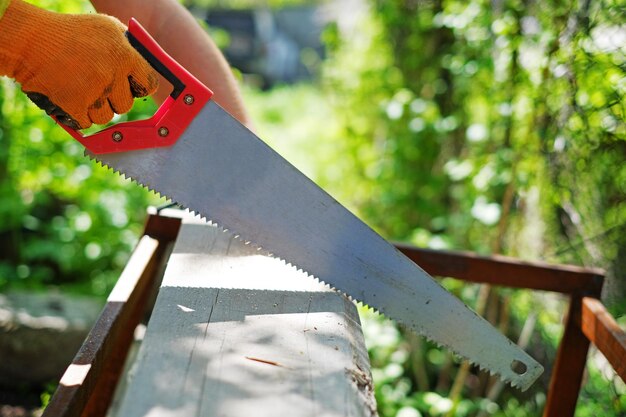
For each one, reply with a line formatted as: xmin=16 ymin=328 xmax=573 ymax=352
xmin=57 ymin=18 xmax=213 ymax=154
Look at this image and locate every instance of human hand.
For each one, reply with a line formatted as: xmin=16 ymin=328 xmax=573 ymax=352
xmin=0 ymin=0 xmax=158 ymax=129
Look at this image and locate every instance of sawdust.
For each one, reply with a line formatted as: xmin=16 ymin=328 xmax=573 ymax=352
xmin=345 ymin=364 xmax=378 ymax=416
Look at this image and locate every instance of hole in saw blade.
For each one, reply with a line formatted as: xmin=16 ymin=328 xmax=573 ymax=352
xmin=510 ymin=359 xmax=528 ymax=375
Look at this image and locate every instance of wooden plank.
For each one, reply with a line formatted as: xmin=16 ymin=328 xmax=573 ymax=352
xmin=43 ymin=231 xmax=174 ymax=417
xmin=542 ymin=297 xmax=590 ymax=417
xmin=580 ymin=297 xmax=626 ymax=381
xmin=395 ymin=244 xmax=604 ymax=295
xmin=114 ymin=219 xmax=376 ymax=417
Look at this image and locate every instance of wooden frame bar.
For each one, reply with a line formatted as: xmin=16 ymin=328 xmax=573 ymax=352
xmin=542 ymin=297 xmax=591 ymax=417
xmin=42 ymin=214 xmax=181 ymax=417
xmin=580 ymin=297 xmax=626 ymax=380
xmin=395 ymin=244 xmax=604 ymax=295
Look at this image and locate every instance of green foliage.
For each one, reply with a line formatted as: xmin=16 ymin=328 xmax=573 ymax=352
xmin=243 ymin=83 xmax=340 ymax=183
xmin=321 ymin=0 xmax=626 ymax=262
xmin=313 ymin=0 xmax=625 ymax=416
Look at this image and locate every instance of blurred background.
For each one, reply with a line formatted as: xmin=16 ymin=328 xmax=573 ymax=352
xmin=0 ymin=0 xmax=624 ymax=416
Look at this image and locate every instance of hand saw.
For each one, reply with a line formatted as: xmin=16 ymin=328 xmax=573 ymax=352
xmin=57 ymin=19 xmax=543 ymax=390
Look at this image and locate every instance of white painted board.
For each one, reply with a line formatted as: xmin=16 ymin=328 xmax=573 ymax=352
xmin=114 ymin=214 xmax=377 ymax=417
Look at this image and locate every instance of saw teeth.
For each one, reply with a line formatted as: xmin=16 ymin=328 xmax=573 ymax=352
xmin=88 ymin=152 xmax=534 ymax=392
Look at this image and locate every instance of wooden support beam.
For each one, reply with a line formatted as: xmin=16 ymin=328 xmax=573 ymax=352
xmin=542 ymin=297 xmax=590 ymax=417
xmin=395 ymin=244 xmax=604 ymax=295
xmin=580 ymin=297 xmax=626 ymax=381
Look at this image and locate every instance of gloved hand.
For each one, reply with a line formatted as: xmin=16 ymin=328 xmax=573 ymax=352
xmin=0 ymin=0 xmax=158 ymax=129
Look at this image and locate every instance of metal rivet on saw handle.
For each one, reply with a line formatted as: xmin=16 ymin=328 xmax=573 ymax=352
xmin=158 ymin=127 xmax=170 ymax=137
xmin=112 ymin=131 xmax=123 ymax=142
xmin=184 ymin=94 xmax=195 ymax=105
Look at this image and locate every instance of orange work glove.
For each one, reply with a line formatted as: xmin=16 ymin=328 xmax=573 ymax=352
xmin=0 ymin=0 xmax=158 ymax=129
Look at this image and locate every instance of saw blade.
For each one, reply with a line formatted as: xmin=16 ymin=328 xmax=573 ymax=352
xmin=90 ymin=101 xmax=543 ymax=390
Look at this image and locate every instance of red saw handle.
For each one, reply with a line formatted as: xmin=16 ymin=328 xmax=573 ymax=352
xmin=57 ymin=18 xmax=213 ymax=154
